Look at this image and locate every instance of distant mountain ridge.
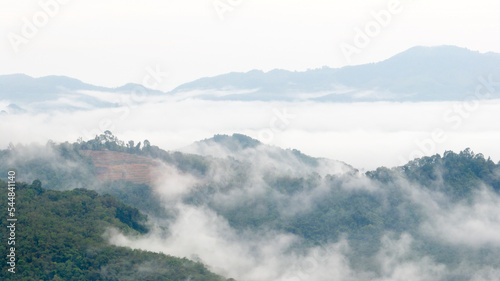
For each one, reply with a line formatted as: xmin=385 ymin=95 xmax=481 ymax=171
xmin=2 ymin=46 xmax=499 ymax=106
xmin=0 ymin=73 xmax=163 ymax=103
xmin=170 ymin=46 xmax=500 ymax=102
xmin=0 ymin=74 xmax=166 ymax=112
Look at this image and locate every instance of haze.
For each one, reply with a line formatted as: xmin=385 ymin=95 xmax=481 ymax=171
xmin=1 ymin=0 xmax=500 ymax=91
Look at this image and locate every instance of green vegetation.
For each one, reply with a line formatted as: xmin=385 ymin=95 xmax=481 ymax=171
xmin=0 ymin=142 xmax=96 ymax=191
xmin=0 ymin=180 xmax=226 ymax=281
xmin=182 ymin=146 xmax=500 ymax=271
xmin=188 ymin=171 xmax=422 ymax=255
xmin=103 ymin=181 xmax=172 ymax=219
xmin=75 ymin=131 xmax=210 ymax=176
xmin=0 ymin=132 xmax=210 ymax=218
xmin=369 ymin=148 xmax=500 ymax=199
xmin=2 ymin=132 xmax=500 ymax=279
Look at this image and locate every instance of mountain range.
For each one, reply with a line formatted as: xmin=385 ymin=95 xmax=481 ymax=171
xmin=1 ymin=45 xmax=500 ymax=112
xmin=2 ymin=132 xmax=500 ymax=280
xmin=171 ymin=46 xmax=500 ymax=102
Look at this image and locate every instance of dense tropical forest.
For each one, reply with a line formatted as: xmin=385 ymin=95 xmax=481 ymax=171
xmin=2 ymin=131 xmax=500 ymax=280
xmin=0 ymin=179 xmax=228 ymax=280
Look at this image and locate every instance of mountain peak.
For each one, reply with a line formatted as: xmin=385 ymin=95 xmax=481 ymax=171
xmin=384 ymin=45 xmax=487 ymax=65
xmin=0 ymin=74 xmax=164 ymax=105
xmin=403 ymin=45 xmax=477 ymax=55
xmin=169 ymin=45 xmax=500 ymax=102
xmin=204 ymin=134 xmax=262 ymax=151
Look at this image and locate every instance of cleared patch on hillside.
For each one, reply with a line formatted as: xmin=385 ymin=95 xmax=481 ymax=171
xmin=81 ymin=150 xmax=161 ymax=185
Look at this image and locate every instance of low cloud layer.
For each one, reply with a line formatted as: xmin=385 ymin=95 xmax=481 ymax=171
xmin=422 ymin=187 xmax=500 ymax=248
xmin=2 ymin=93 xmax=500 ymax=170
xmin=3 ymin=121 xmax=500 ymax=280
xmin=101 ymin=139 xmax=500 ymax=281
xmin=107 ymin=185 xmax=500 ymax=281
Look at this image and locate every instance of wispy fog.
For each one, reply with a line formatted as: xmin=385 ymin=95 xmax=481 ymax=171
xmin=2 ymin=92 xmax=500 ymax=170
xmin=421 ymin=187 xmax=500 ymax=247
xmin=3 ymin=109 xmax=500 ymax=280
xmin=103 ymin=140 xmax=500 ymax=280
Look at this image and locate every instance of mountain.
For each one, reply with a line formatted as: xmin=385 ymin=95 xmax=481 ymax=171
xmin=170 ymin=46 xmax=500 ymax=102
xmin=5 ymin=103 xmax=27 ymax=114
xmin=0 ymin=180 xmax=228 ymax=281
xmin=0 ymin=74 xmax=106 ymax=102
xmin=182 ymin=133 xmax=355 ymax=176
xmin=1 ymin=46 xmax=498 ymax=107
xmin=0 ymin=74 xmax=164 ymax=101
xmin=0 ymin=74 xmax=164 ymax=111
xmin=2 ymin=133 xmax=500 ymax=280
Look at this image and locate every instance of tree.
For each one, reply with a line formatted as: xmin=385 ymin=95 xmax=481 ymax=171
xmin=127 ymin=140 xmax=134 ymax=150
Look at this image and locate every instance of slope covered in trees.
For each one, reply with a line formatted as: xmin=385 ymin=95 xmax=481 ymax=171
xmin=2 ymin=133 xmax=500 ymax=280
xmin=0 ymin=180 xmax=227 ymax=281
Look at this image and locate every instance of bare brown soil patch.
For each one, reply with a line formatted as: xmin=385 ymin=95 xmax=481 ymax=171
xmin=81 ymin=150 xmax=160 ymax=185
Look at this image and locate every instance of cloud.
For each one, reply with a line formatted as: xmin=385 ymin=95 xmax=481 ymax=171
xmin=106 ymin=209 xmax=450 ymax=281
xmin=7 ymin=129 xmax=497 ymax=280
xmin=151 ymin=162 xmax=201 ymax=199
xmin=1 ymin=143 xmax=97 ymax=190
xmin=3 ymin=0 xmax=500 ymax=91
xmin=107 ymin=203 xmax=303 ymax=281
xmin=373 ymin=233 xmax=447 ymax=281
xmin=102 ymin=145 xmax=495 ymax=281
xmin=421 ymin=187 xmax=500 ymax=248
xmin=2 ymin=95 xmax=500 ymax=170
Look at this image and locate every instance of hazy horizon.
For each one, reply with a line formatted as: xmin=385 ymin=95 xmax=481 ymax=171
xmin=3 ymin=1 xmax=500 ymax=280
xmin=2 ymin=0 xmax=500 ymax=91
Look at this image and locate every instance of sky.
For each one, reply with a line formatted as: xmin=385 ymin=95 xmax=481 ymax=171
xmin=2 ymin=97 xmax=500 ymax=170
xmin=3 ymin=3 xmax=500 ymax=279
xmin=1 ymin=0 xmax=500 ymax=170
xmin=1 ymin=0 xmax=500 ymax=91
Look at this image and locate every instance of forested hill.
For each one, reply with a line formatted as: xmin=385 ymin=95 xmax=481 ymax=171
xmin=2 ymin=133 xmax=500 ymax=280
xmin=0 ymin=180 xmax=228 ymax=281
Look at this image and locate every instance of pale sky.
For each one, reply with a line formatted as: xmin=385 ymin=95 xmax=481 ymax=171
xmin=1 ymin=0 xmax=500 ymax=91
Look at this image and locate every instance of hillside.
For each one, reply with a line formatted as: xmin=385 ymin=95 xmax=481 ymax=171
xmin=0 ymin=180 xmax=228 ymax=281
xmin=2 ymin=134 xmax=500 ymax=280
xmin=81 ymin=150 xmax=161 ymax=185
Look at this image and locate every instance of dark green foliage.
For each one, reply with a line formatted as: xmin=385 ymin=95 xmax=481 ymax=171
xmin=185 ymin=171 xmax=422 ymax=258
xmin=75 ymin=131 xmax=210 ymax=176
xmin=103 ymin=181 xmax=171 ymax=219
xmin=210 ymin=134 xmax=261 ymax=151
xmin=183 ymin=148 xmax=500 ymax=272
xmin=0 ymin=181 xmax=225 ymax=281
xmin=0 ymin=142 xmax=96 ymax=191
xmin=0 ymin=133 xmax=209 ymax=217
xmin=368 ymin=148 xmax=500 ymax=200
xmin=3 ymin=133 xmax=500 ymax=280
xmin=264 ymin=173 xmax=321 ymax=195
xmin=167 ymin=152 xmax=209 ymax=176
xmin=289 ymin=149 xmax=319 ymax=167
